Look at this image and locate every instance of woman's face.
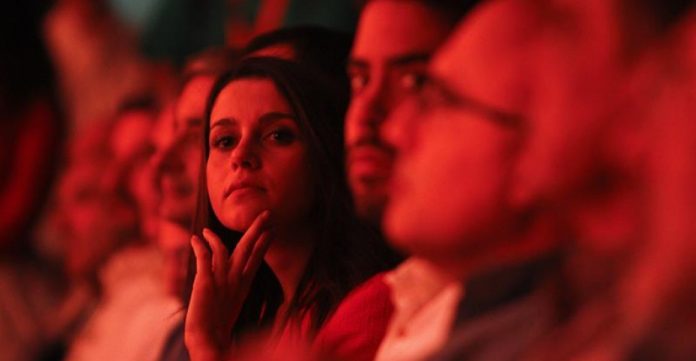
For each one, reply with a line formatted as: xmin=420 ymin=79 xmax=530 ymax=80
xmin=207 ymin=78 xmax=314 ymax=231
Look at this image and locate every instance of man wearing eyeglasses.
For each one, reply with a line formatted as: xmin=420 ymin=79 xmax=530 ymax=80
xmin=380 ymin=0 xmax=563 ymax=360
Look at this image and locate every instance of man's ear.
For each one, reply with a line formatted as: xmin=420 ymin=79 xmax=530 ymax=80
xmin=508 ymin=140 xmax=545 ymax=211
xmin=508 ymin=114 xmax=608 ymax=216
xmin=507 ymin=43 xmax=607 ymax=213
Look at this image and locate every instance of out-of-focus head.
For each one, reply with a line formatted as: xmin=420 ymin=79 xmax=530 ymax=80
xmin=559 ymin=2 xmax=696 ymax=263
xmin=107 ymin=96 xmax=159 ymax=240
xmin=56 ymin=122 xmax=137 ymax=280
xmin=0 ymin=2 xmax=61 ymax=251
xmin=156 ymin=218 xmax=190 ymax=298
xmin=515 ymin=0 xmax=659 ymax=260
xmin=621 ymin=12 xmax=696 ymax=355
xmin=520 ymin=5 xmax=696 ymax=359
xmin=382 ymin=0 xmax=556 ymax=275
xmin=346 ymin=0 xmax=476 ymax=224
xmin=155 ymin=48 xmax=240 ymax=228
xmin=0 ymin=101 xmax=63 ymax=251
xmin=151 ymin=100 xmax=177 ymax=160
xmin=381 ymin=0 xmax=665 ymax=277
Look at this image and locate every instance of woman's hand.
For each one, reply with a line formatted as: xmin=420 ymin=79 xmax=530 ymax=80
xmin=185 ymin=210 xmax=273 ymax=361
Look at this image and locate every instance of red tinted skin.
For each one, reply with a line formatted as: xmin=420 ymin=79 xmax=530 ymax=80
xmin=345 ymin=0 xmax=454 ymax=224
xmin=56 ymin=124 xmax=137 ymax=281
xmin=157 ymin=76 xmax=215 ymax=226
xmin=382 ymin=0 xmax=559 ymax=279
xmin=207 ymin=78 xmax=314 ymax=233
xmin=108 ymin=110 xmax=158 ymax=239
xmin=205 ymin=78 xmax=317 ymax=313
xmin=58 ymin=159 xmax=136 ymax=280
xmin=157 ymin=218 xmax=191 ymax=297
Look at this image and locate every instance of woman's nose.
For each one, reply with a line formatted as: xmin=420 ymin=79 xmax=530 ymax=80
xmin=230 ymin=137 xmax=261 ymax=171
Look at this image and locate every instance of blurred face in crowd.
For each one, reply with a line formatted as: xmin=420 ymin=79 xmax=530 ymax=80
xmin=207 ymin=78 xmax=314 ymax=231
xmin=510 ymin=0 xmax=652 ymax=259
xmin=57 ymin=127 xmax=137 ymax=279
xmin=156 ymin=75 xmax=214 ymax=226
xmin=150 ymin=101 xmax=193 ymax=296
xmin=345 ymin=0 xmax=454 ymax=224
xmin=382 ymin=0 xmax=549 ymax=275
xmin=108 ymin=109 xmax=158 ymax=239
xmin=560 ymin=113 xmax=648 ymax=258
xmin=151 ymin=101 xmax=177 ymax=160
xmin=157 ymin=218 xmax=191 ymax=297
xmin=58 ymin=161 xmax=105 ymax=278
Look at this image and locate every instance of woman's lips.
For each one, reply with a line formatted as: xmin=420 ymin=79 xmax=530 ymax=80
xmin=229 ymin=186 xmax=264 ymax=198
xmin=224 ymin=181 xmax=266 ymax=199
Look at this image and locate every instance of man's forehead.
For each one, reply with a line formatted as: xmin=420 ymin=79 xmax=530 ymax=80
xmin=351 ymin=0 xmax=451 ymax=62
xmin=180 ymin=75 xmax=216 ymax=103
xmin=175 ymin=75 xmax=215 ymax=126
xmin=430 ymin=0 xmax=539 ymax=113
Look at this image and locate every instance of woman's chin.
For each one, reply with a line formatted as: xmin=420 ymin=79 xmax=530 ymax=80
xmin=223 ymin=209 xmax=265 ymax=232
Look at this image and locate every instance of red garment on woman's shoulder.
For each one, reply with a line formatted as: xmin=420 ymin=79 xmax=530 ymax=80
xmin=313 ymin=272 xmax=394 ymax=361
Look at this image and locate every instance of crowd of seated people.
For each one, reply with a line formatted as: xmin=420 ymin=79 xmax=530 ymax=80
xmin=2 ymin=0 xmax=696 ymax=361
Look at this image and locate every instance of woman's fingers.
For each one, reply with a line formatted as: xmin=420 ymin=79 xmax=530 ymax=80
xmin=191 ymin=235 xmax=212 ymax=283
xmin=230 ymin=210 xmax=272 ymax=276
xmin=229 ymin=231 xmax=272 ymax=327
xmin=203 ymin=228 xmax=229 ymax=285
xmin=242 ymin=230 xmax=272 ymax=280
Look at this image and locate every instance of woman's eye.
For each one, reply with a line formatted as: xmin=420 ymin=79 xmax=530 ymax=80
xmin=212 ymin=135 xmax=236 ymax=149
xmin=400 ymin=72 xmax=427 ymax=92
xmin=265 ymin=128 xmax=296 ymax=145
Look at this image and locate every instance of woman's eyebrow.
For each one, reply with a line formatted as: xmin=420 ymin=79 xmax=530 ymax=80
xmin=258 ymin=112 xmax=295 ymax=125
xmin=210 ymin=117 xmax=236 ymax=130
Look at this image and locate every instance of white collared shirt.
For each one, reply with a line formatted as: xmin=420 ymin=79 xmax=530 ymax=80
xmin=375 ymin=258 xmax=463 ymax=361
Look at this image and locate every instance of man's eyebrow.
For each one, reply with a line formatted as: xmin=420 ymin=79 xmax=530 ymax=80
xmin=427 ymin=73 xmax=459 ymax=100
xmin=388 ymin=53 xmax=431 ymax=67
xmin=347 ymin=58 xmax=368 ymax=69
xmin=186 ymin=117 xmax=203 ymax=129
xmin=348 ymin=53 xmax=432 ymax=69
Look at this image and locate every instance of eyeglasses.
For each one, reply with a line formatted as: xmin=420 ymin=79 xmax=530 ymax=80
xmin=414 ymin=75 xmax=526 ymax=132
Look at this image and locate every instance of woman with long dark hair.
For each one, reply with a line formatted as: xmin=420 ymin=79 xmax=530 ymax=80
xmin=184 ymin=56 xmax=390 ymax=361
